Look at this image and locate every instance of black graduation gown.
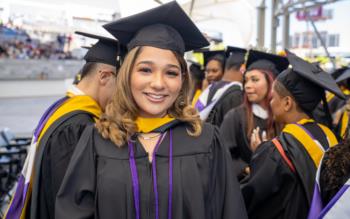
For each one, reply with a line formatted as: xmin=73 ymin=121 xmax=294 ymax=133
xmin=206 ymin=84 xmax=242 ymax=127
xmin=33 ymin=111 xmax=95 ymax=219
xmin=220 ymin=105 xmax=268 ymax=180
xmin=55 ymin=122 xmax=248 ymax=219
xmin=241 ymin=122 xmax=331 ymax=219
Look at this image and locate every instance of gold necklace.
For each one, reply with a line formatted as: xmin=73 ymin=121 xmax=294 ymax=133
xmin=138 ymin=133 xmax=161 ymax=140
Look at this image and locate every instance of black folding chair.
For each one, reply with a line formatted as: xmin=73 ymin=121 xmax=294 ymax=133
xmin=1 ymin=128 xmax=31 ymax=146
xmin=1 ymin=128 xmax=31 ymax=170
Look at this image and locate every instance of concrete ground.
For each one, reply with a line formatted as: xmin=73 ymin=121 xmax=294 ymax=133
xmin=0 ymin=95 xmax=61 ymax=136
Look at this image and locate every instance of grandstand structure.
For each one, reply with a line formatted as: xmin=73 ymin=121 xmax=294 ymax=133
xmin=0 ymin=0 xmax=120 ymax=50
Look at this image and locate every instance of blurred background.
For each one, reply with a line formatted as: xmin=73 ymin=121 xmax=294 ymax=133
xmin=0 ymin=0 xmax=349 ymax=136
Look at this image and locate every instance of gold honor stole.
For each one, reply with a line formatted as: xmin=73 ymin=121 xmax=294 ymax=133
xmin=12 ymin=94 xmax=101 ymax=219
xmin=326 ymin=92 xmax=335 ymax=103
xmin=339 ymin=111 xmax=349 ymax=139
xmin=282 ymin=119 xmax=338 ymax=167
xmin=38 ymin=94 xmax=101 ymax=142
xmin=136 ymin=115 xmax=175 ymax=133
xmin=191 ymin=89 xmax=202 ymax=107
xmin=325 ymin=88 xmax=349 ymax=106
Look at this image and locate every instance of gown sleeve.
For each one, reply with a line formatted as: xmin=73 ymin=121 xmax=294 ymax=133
xmin=55 ymin=125 xmax=96 ymax=219
xmin=240 ymin=141 xmax=293 ymax=217
xmin=207 ymin=127 xmax=248 ymax=219
xmin=206 ymin=88 xmax=242 ymax=127
xmin=38 ymin=114 xmax=94 ymax=219
xmin=220 ymin=108 xmax=249 ymax=178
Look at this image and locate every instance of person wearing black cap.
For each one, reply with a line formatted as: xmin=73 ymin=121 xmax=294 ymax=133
xmin=204 ymin=46 xmax=246 ymax=127
xmin=241 ymin=50 xmax=343 ymax=219
xmin=194 ymin=47 xmax=246 ymax=126
xmin=220 ymin=49 xmax=288 ymax=180
xmin=55 ymin=2 xmax=247 ymax=219
xmin=11 ymin=31 xmax=123 ymax=219
xmin=203 ymin=50 xmax=226 ymax=85
xmin=314 ymin=66 xmax=350 ymax=139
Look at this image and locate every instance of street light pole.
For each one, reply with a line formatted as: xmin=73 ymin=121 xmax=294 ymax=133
xmin=271 ymin=0 xmax=279 ymax=53
xmin=257 ymin=0 xmax=266 ymax=49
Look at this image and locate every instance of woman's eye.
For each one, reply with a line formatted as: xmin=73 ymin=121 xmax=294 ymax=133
xmin=139 ymin=67 xmax=152 ymax=73
xmin=166 ymin=71 xmax=180 ymax=77
xmin=252 ymin=78 xmax=259 ymax=82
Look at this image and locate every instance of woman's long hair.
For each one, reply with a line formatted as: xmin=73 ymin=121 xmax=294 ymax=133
xmin=243 ymin=69 xmax=276 ymax=141
xmin=96 ymin=46 xmax=202 ymax=146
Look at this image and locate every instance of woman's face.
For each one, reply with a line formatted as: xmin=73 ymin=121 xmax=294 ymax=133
xmin=130 ymin=46 xmax=182 ymax=118
xmin=244 ymin=69 xmax=270 ymax=104
xmin=205 ymin=60 xmax=223 ymax=84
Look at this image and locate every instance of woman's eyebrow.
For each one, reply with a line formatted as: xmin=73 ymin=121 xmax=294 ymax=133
xmin=166 ymin=64 xmax=181 ymax=70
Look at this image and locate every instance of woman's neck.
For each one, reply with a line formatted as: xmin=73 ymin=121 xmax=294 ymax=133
xmin=255 ymin=101 xmax=269 ymax=111
xmin=138 ymin=133 xmax=162 ymax=163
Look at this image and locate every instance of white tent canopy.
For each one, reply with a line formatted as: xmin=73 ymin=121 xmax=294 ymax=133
xmin=118 ymin=0 xmax=257 ymax=47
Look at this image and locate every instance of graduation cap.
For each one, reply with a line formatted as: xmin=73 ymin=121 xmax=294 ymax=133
xmin=225 ymin=46 xmax=247 ymax=69
xmin=103 ymin=1 xmax=209 ymax=55
xmin=246 ymin=49 xmax=289 ymax=76
xmin=75 ymin=31 xmax=124 ymax=67
xmin=202 ymin=50 xmax=226 ymax=68
xmin=276 ymin=49 xmax=345 ymax=114
xmin=332 ymin=67 xmax=350 ymax=83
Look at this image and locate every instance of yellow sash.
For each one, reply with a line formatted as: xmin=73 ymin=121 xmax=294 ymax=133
xmin=14 ymin=95 xmax=101 ymax=219
xmin=37 ymin=95 xmax=101 ymax=142
xmin=339 ymin=111 xmax=349 ymax=139
xmin=282 ymin=119 xmax=338 ymax=167
xmin=326 ymin=92 xmax=335 ymax=103
xmin=191 ymin=89 xmax=202 ymax=107
xmin=136 ymin=115 xmax=175 ymax=133
xmin=341 ymin=86 xmax=350 ymax=96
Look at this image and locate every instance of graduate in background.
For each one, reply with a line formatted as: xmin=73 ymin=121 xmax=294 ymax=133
xmin=202 ymin=50 xmax=226 ymax=85
xmin=194 ymin=47 xmax=246 ymax=126
xmin=204 ymin=46 xmax=246 ymax=127
xmin=242 ymin=50 xmax=344 ymax=219
xmin=220 ymin=49 xmax=289 ymax=180
xmin=329 ymin=67 xmax=350 ymax=139
xmin=4 ymin=31 xmax=123 ymax=219
xmin=55 ymin=2 xmax=248 ymax=219
xmin=313 ymin=66 xmax=350 ymax=137
xmin=188 ymin=61 xmax=205 ymax=106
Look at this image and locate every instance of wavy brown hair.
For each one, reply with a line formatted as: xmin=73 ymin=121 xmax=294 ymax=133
xmin=96 ymin=46 xmax=202 ymax=146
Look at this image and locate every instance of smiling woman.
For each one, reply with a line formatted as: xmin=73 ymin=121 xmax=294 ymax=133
xmin=131 ymin=47 xmax=183 ymax=118
xmin=54 ymin=2 xmax=248 ymax=219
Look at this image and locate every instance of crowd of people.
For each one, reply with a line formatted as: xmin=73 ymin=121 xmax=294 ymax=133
xmin=0 ymin=23 xmax=73 ymax=60
xmin=1 ymin=1 xmax=350 ymax=219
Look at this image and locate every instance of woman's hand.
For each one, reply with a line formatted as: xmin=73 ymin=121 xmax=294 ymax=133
xmin=250 ymin=127 xmax=267 ymax=153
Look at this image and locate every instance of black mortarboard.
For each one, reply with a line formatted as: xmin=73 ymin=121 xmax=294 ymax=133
xmin=75 ymin=31 xmax=123 ymax=67
xmin=103 ymin=1 xmax=209 ymax=55
xmin=202 ymin=50 xmax=226 ymax=67
xmin=332 ymin=67 xmax=350 ymax=83
xmin=225 ymin=46 xmax=247 ymax=69
xmin=246 ymin=49 xmax=289 ymax=76
xmin=277 ymin=49 xmax=345 ymax=113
